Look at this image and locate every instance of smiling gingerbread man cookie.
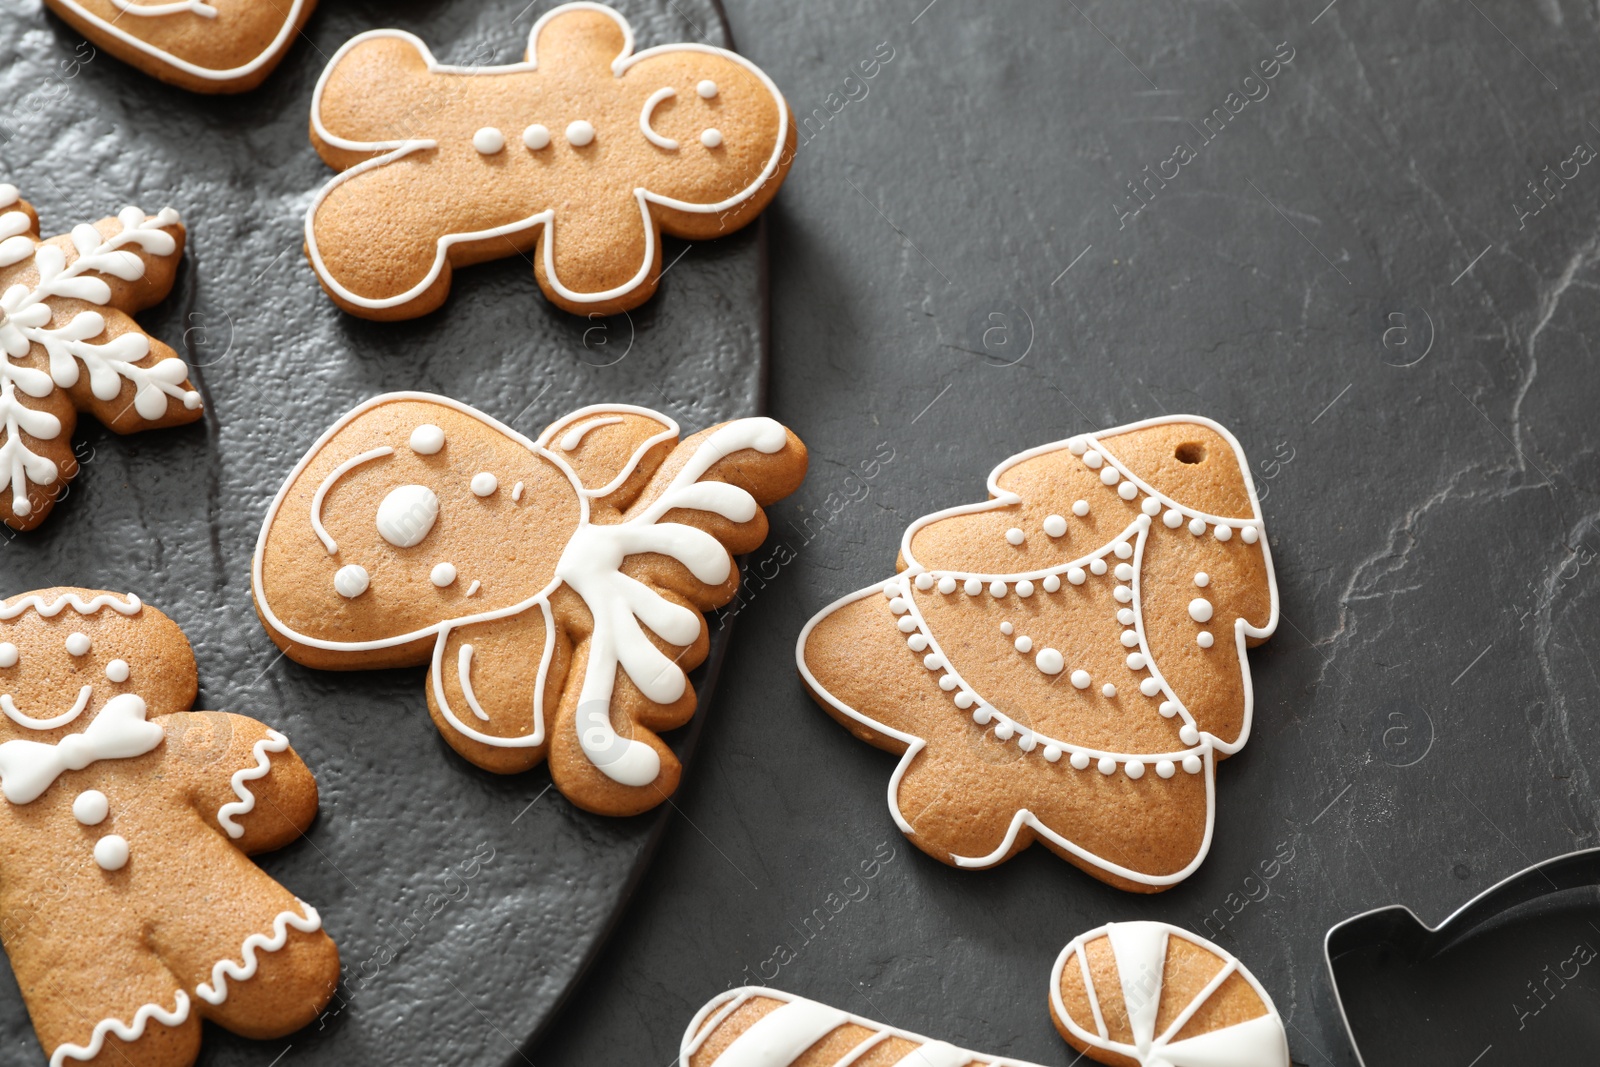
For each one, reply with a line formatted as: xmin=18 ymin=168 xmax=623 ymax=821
xmin=0 ymin=588 xmax=338 ymax=1067
xmin=304 ymin=1 xmax=795 ymax=320
xmin=798 ymin=416 xmax=1279 ymax=892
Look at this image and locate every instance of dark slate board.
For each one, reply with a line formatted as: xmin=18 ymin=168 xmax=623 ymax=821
xmin=532 ymin=2 xmax=1600 ymax=1066
xmin=0 ymin=0 xmax=764 ymax=1064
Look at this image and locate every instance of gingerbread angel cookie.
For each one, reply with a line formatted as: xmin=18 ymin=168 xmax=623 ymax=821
xmin=0 ymin=186 xmax=203 ymax=531
xmin=304 ymin=1 xmax=795 ymax=320
xmin=798 ymin=416 xmax=1279 ymax=891
xmin=0 ymin=588 xmax=339 ymax=1067
xmin=253 ymin=393 xmax=807 ymax=816
xmin=41 ymin=0 xmax=317 ymax=93
xmin=1051 ymin=921 xmax=1289 ymax=1067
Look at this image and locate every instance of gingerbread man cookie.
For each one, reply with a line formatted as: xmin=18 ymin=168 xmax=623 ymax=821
xmin=305 ymin=1 xmax=795 ymax=320
xmin=41 ymin=0 xmax=317 ymax=93
xmin=1051 ymin=921 xmax=1289 ymax=1067
xmin=0 ymin=186 xmax=203 ymax=531
xmin=0 ymin=588 xmax=339 ymax=1067
xmin=253 ymin=393 xmax=807 ymax=816
xmin=797 ymin=416 xmax=1279 ymax=891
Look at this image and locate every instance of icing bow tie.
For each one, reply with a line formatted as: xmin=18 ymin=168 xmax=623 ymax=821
xmin=0 ymin=694 xmax=164 ymax=804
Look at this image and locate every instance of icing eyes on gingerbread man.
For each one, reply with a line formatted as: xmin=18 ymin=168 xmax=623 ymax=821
xmin=797 ymin=416 xmax=1279 ymax=892
xmin=304 ymin=1 xmax=796 ymax=321
xmin=0 ymin=589 xmax=338 ymax=1067
xmin=253 ymin=393 xmax=807 ymax=816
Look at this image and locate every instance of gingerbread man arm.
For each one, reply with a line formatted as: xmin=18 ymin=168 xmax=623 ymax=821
xmin=161 ymin=712 xmax=319 ymax=855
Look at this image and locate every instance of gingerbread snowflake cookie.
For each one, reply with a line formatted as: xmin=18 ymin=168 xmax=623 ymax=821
xmin=1052 ymin=921 xmax=1289 ymax=1067
xmin=304 ymin=1 xmax=795 ymax=320
xmin=0 ymin=588 xmax=339 ymax=1067
xmin=797 ymin=416 xmax=1279 ymax=891
xmin=41 ymin=0 xmax=317 ymax=93
xmin=0 ymin=186 xmax=203 ymax=531
xmin=253 ymin=393 xmax=807 ymax=816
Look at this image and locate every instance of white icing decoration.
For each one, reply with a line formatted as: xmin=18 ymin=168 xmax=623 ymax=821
xmin=194 ymin=901 xmax=322 ymax=1005
xmin=640 ymin=87 xmax=680 ymax=150
xmin=1189 ymin=597 xmax=1213 ymax=623
xmin=512 ymin=481 xmax=525 ymax=501
xmin=1071 ymin=669 xmax=1090 ymax=689
xmin=697 ymin=79 xmax=718 ymax=98
xmin=64 ymin=632 xmax=91 ymax=656
xmin=1194 ymin=571 xmax=1209 ymax=587
xmin=3 ymin=684 xmax=93 ymax=732
xmin=45 ymin=0 xmax=305 ymax=83
xmin=1 ymin=206 xmax=197 ymax=515
xmin=1215 ymin=524 xmax=1233 ymax=542
xmin=49 ymin=991 xmax=190 ymax=1067
xmin=409 ymin=423 xmax=445 ymax=454
xmin=566 ymin=119 xmax=596 ymax=146
xmin=523 ymin=124 xmax=551 ymax=150
xmin=334 ymin=564 xmax=369 ymax=598
xmin=1189 ymin=517 xmax=1207 ymax=535
xmin=215 ymin=729 xmax=290 ymax=839
xmin=1005 ymin=527 xmax=1024 ymax=545
xmin=1072 ymin=499 xmax=1089 ymax=516
xmin=0 ymin=642 xmax=15 ymax=667
xmin=431 ymin=562 xmax=457 ymax=587
xmin=109 ymin=0 xmax=218 ymax=16
xmin=700 ymin=128 xmax=723 ymax=148
xmin=1013 ymin=636 xmax=1031 ymax=653
xmin=376 ymin=484 xmax=439 ymax=547
xmin=1198 ymin=631 xmax=1214 ymax=648
xmin=1051 ymin=921 xmax=1290 ymax=1067
xmin=73 ymin=789 xmax=108 ymax=825
xmin=1118 ymin=480 xmax=1138 ymax=500
xmin=465 ymin=579 xmax=481 ymax=597
xmin=310 ymin=446 xmax=394 ymax=553
xmin=1043 ymin=515 xmax=1066 ymax=537
xmin=305 ymin=10 xmax=792 ymax=312
xmin=559 ymin=414 xmax=624 ymax=450
xmin=470 ymin=471 xmax=498 ymax=497
xmin=94 ymin=834 xmax=129 ymax=870
xmin=1142 ymin=496 xmax=1162 ymax=516
xmin=0 ymin=591 xmax=141 ymax=620
xmin=0 ymin=694 xmax=163 ymax=804
xmin=1101 ymin=683 xmax=1117 ymax=698
xmin=458 ymin=644 xmax=491 ymax=720
xmin=105 ymin=659 xmax=129 ymax=682
xmin=1036 ymin=648 xmax=1063 ymax=674
xmin=473 ymin=127 xmax=506 ymax=154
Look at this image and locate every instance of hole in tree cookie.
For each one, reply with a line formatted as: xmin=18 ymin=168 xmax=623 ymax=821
xmin=1175 ymin=441 xmax=1207 ymax=464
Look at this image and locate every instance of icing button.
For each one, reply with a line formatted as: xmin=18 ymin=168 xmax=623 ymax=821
xmin=94 ymin=834 xmax=129 ymax=871
xmin=1197 ymin=631 xmax=1215 ymax=648
xmin=1188 ymin=597 xmax=1214 ymax=623
xmin=1072 ymin=499 xmax=1089 ymax=517
xmin=697 ymin=79 xmax=718 ymax=98
xmin=73 ymin=790 xmax=108 ymax=826
xmin=1163 ymin=508 xmax=1184 ymax=528
xmin=409 ymin=424 xmax=445 ymax=454
xmin=105 ymin=659 xmax=129 ymax=683
xmin=430 ymin=562 xmax=457 ymax=587
xmin=1035 ymin=648 xmax=1063 ymax=674
xmin=700 ymin=128 xmax=723 ymax=148
xmin=1070 ymin=669 xmax=1091 ymax=689
xmin=334 ymin=564 xmax=370 ymax=599
xmin=1005 ymin=527 xmax=1025 ymax=546
xmin=566 ymin=120 xmax=596 ymax=146
xmin=523 ymin=123 xmax=551 ymax=150
xmin=1070 ymin=751 xmax=1091 ymax=770
xmin=471 ymin=472 xmax=498 ymax=497
xmin=1043 ymin=515 xmax=1067 ymax=537
xmin=65 ymin=632 xmax=91 ymax=656
xmin=0 ymin=642 xmax=17 ymax=668
xmin=472 ymin=127 xmax=505 ymax=154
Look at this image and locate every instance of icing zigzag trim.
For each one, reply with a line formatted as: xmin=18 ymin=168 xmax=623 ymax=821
xmin=50 ymin=990 xmax=191 ymax=1067
xmin=194 ymin=901 xmax=322 ymax=1005
xmin=216 ymin=729 xmax=291 ymax=839
xmin=0 ymin=592 xmax=141 ymax=620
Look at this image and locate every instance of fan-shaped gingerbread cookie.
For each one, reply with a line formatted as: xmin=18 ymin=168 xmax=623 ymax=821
xmin=1050 ymin=921 xmax=1288 ymax=1067
xmin=797 ymin=416 xmax=1278 ymax=890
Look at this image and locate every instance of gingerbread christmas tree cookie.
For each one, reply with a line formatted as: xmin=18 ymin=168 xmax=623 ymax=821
xmin=0 ymin=588 xmax=338 ymax=1067
xmin=797 ymin=416 xmax=1279 ymax=891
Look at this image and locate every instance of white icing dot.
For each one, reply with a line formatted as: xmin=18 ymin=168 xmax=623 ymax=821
xmin=334 ymin=564 xmax=370 ymax=599
xmin=1164 ymin=508 xmax=1183 ymax=528
xmin=1090 ymin=559 xmax=1108 ymax=576
xmin=1142 ymin=497 xmax=1161 ymax=516
xmin=1043 ymin=515 xmax=1067 ymax=537
xmin=1101 ymin=683 xmax=1117 ymax=698
xmin=938 ymin=576 xmax=957 ymax=594
xmin=94 ymin=834 xmax=129 ymax=871
xmin=1117 ymin=608 xmax=1135 ymax=625
xmin=1184 ymin=755 xmax=1203 ymax=774
xmin=896 ymin=616 xmax=917 ymax=633
xmin=1189 ymin=597 xmax=1214 ymax=623
xmin=915 ymin=573 xmax=934 ymax=591
xmin=1014 ymin=636 xmax=1032 ymax=653
xmin=1068 ymin=437 xmax=1088 ymax=455
xmin=1114 ymin=585 xmax=1133 ymax=603
xmin=431 ymin=562 xmax=457 ymax=587
xmin=1188 ymin=517 xmax=1207 ymax=536
xmin=954 ymin=691 xmax=974 ymax=709
xmin=964 ymin=578 xmax=982 ymax=596
xmin=566 ymin=120 xmax=596 ymax=146
xmin=1126 ymin=652 xmax=1146 ymax=670
xmin=74 ymin=790 xmax=109 ymax=825
xmin=1198 ymin=631 xmax=1214 ymax=648
xmin=12 ymin=499 xmax=28 ymax=517
xmin=1241 ymin=525 xmax=1260 ymax=544
xmin=700 ymin=128 xmax=723 ymax=148
xmin=1180 ymin=724 xmax=1200 ymax=745
xmin=697 ymin=79 xmax=718 ymax=98
xmin=922 ymin=653 xmax=943 ymax=671
xmin=1068 ymin=567 xmax=1087 ymax=585
xmin=1125 ymin=760 xmax=1146 ymax=779
xmin=1071 ymin=669 xmax=1091 ymax=689
xmin=1114 ymin=563 xmax=1134 ymax=581
xmin=0 ymin=642 xmax=17 ymax=668
xmin=376 ymin=484 xmax=440 ymax=547
xmin=1005 ymin=527 xmax=1025 ymax=546
xmin=65 ymin=632 xmax=90 ymax=657
xmin=888 ymin=597 xmax=909 ymax=615
xmin=1100 ymin=467 xmax=1120 ymax=486
xmin=1140 ymin=678 xmax=1162 ymax=696
xmin=183 ymin=391 xmax=201 ymax=409
xmin=1120 ymin=629 xmax=1139 ymax=648
xmin=1194 ymin=572 xmax=1210 ymax=587
xmin=523 ymin=123 xmax=552 ymax=150
xmin=1043 ymin=574 xmax=1062 ymax=592
xmin=471 ymin=472 xmax=498 ymax=497
xmin=472 ymin=126 xmax=505 ymax=154
xmin=105 ymin=659 xmax=129 ymax=683
xmin=1156 ymin=760 xmax=1176 ymax=779
xmin=1083 ymin=450 xmax=1103 ymax=469
xmin=993 ymin=721 xmax=1014 ymax=740
xmin=908 ymin=634 xmax=928 ymax=652
xmin=999 ymin=621 xmax=1013 ymax=635
xmin=1072 ymin=499 xmax=1090 ymax=517
xmin=1114 ymin=541 xmax=1133 ymax=559
xmin=1070 ymin=751 xmax=1091 ymax=770
xmin=1118 ymin=481 xmax=1138 ymax=500
xmin=1016 ymin=580 xmax=1035 ymax=597
xmin=1215 ymin=525 xmax=1233 ymax=542
xmin=1097 ymin=756 xmax=1116 ymax=775
xmin=1036 ymin=648 xmax=1064 ymax=675
xmin=409 ymin=424 xmax=445 ymax=454
xmin=1043 ymin=745 xmax=1062 ymax=763
xmin=938 ymin=675 xmax=957 ymax=691
xmin=988 ymin=580 xmax=1007 ymax=597
xmin=1159 ymin=701 xmax=1179 ymax=718
xmin=1018 ymin=734 xmax=1037 ymax=752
